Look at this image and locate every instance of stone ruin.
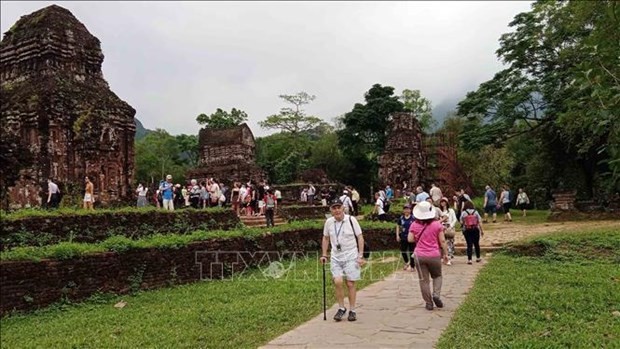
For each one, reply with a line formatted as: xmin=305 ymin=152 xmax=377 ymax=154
xmin=378 ymin=112 xmax=426 ymax=193
xmin=378 ymin=112 xmax=473 ymax=196
xmin=0 ymin=5 xmax=136 ymax=209
xmin=186 ymin=123 xmax=265 ymax=184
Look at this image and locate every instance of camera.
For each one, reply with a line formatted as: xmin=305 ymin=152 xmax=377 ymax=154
xmin=336 ymin=244 xmax=341 ymax=251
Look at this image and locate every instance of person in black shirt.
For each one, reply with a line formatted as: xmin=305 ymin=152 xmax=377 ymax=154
xmin=396 ymin=204 xmax=416 ymax=271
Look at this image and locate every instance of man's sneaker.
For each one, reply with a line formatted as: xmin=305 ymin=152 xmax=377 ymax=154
xmin=432 ymin=296 xmax=444 ymax=308
xmin=348 ymin=310 xmax=357 ymax=321
xmin=446 ymin=260 xmax=452 ymax=266
xmin=333 ymin=308 xmax=347 ymax=322
xmin=425 ymin=303 xmax=434 ymax=311
xmin=476 ymin=258 xmax=482 ymax=263
xmin=467 ymin=260 xmax=473 ymax=265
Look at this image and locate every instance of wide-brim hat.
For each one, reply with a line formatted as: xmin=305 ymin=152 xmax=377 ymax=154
xmin=413 ymin=201 xmax=435 ymax=220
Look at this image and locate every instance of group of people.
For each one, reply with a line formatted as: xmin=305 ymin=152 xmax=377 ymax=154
xmin=143 ymin=176 xmax=283 ymax=226
xmin=321 ymin=182 xmax=532 ymax=322
xmin=300 ymin=184 xmax=362 ymax=213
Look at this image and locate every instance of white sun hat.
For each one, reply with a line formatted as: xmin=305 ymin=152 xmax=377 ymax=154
xmin=412 ymin=201 xmax=436 ymax=220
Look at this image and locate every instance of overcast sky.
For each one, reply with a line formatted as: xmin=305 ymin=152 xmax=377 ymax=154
xmin=1 ymin=1 xmax=533 ymax=137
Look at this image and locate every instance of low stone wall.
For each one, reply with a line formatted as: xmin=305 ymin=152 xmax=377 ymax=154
xmin=0 ymin=228 xmax=396 ymax=315
xmin=1 ymin=210 xmax=240 ymax=250
xmin=279 ymin=206 xmax=331 ymax=221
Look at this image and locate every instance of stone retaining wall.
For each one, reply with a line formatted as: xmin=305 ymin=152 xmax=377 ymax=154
xmin=1 ymin=210 xmax=240 ymax=250
xmin=0 ymin=228 xmax=396 ymax=315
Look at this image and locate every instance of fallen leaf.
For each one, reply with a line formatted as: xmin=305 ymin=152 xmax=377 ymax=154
xmin=114 ymin=300 xmax=127 ymax=309
xmin=612 ymin=311 xmax=620 ymax=317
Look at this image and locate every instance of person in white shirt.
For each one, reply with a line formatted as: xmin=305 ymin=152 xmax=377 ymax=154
xmin=415 ymin=186 xmax=430 ymax=203
xmin=47 ymin=178 xmax=60 ymax=209
xmin=372 ymin=192 xmax=388 ymax=221
xmin=136 ymin=183 xmax=148 ymax=207
xmin=439 ymin=197 xmax=457 ymax=264
xmin=339 ymin=190 xmax=354 ymax=215
xmin=320 ymin=200 xmax=366 ymax=322
xmin=430 ymin=183 xmax=443 ymax=206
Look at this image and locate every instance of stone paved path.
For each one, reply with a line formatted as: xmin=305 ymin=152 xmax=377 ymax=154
xmin=260 ymin=255 xmax=484 ymax=349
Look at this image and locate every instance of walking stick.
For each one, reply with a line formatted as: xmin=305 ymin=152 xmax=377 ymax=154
xmin=322 ymin=261 xmax=327 ymax=321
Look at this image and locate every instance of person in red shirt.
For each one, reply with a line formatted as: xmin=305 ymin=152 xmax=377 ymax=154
xmin=264 ymin=189 xmax=278 ymax=227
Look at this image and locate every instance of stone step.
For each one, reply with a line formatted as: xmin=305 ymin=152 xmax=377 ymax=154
xmin=239 ymin=216 xmax=285 ymax=223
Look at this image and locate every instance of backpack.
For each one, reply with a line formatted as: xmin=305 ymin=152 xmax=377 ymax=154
xmin=381 ymin=198 xmax=391 ymax=213
xmin=463 ymin=210 xmax=478 ymax=230
xmin=266 ymin=195 xmax=275 ymax=208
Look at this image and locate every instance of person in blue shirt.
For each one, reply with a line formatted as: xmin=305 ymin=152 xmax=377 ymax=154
xmin=483 ymin=185 xmax=497 ymax=223
xmin=385 ymin=185 xmax=394 ymax=201
xmin=396 ymin=204 xmax=416 ymax=271
xmin=159 ymin=174 xmax=175 ymax=211
xmin=415 ymin=186 xmax=430 ymax=203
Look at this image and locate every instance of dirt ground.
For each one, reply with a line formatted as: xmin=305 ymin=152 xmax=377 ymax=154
xmin=453 ymin=220 xmax=620 ymax=247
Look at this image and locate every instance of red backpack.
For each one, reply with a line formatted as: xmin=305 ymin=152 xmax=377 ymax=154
xmin=463 ymin=210 xmax=479 ymax=230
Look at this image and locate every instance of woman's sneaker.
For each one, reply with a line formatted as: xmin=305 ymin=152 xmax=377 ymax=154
xmin=432 ymin=296 xmax=444 ymax=308
xmin=425 ymin=303 xmax=434 ymax=311
xmin=348 ymin=310 xmax=357 ymax=321
xmin=333 ymin=308 xmax=347 ymax=321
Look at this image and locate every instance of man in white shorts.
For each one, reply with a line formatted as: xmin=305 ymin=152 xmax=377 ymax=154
xmin=320 ymin=200 xmax=366 ymax=322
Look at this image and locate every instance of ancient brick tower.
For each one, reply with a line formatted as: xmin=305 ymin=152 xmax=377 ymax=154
xmin=377 ymin=112 xmax=426 ymax=192
xmin=187 ymin=123 xmax=265 ymax=184
xmin=0 ymin=5 xmax=136 ymax=208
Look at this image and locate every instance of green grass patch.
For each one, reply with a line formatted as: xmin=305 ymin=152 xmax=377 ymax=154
xmin=0 ymin=220 xmax=394 ymax=262
xmin=1 ymin=206 xmax=228 ymax=221
xmin=0 ymin=253 xmax=401 ymax=348
xmin=437 ymin=228 xmax=620 ymax=348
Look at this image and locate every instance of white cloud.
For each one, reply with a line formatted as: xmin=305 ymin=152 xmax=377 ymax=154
xmin=1 ymin=1 xmax=533 ymax=136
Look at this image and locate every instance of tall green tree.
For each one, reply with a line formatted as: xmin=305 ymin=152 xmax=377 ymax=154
xmin=338 ymin=84 xmax=405 ymax=195
xmin=134 ymin=129 xmax=187 ymax=185
xmin=457 ymin=0 xmax=620 ymax=197
xmin=196 ymin=108 xmax=248 ymax=129
xmin=259 ymin=92 xmax=326 ymax=134
xmin=400 ymin=89 xmax=436 ymax=132
xmin=174 ymin=134 xmax=199 ymax=167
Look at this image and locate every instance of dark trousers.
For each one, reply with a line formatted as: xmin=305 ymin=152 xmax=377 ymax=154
xmin=352 ymin=200 xmax=359 ymax=216
xmin=265 ymin=208 xmax=275 ymax=227
xmin=399 ymin=237 xmax=415 ymax=268
xmin=463 ymin=228 xmax=481 ymax=260
xmin=48 ymin=193 xmax=60 ymax=209
xmin=190 ymin=197 xmax=200 ymax=209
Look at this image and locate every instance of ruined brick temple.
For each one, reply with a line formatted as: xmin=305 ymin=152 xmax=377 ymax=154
xmin=0 ymin=5 xmax=136 ymax=208
xmin=187 ymin=123 xmax=265 ymax=184
xmin=378 ymin=112 xmax=472 ymax=195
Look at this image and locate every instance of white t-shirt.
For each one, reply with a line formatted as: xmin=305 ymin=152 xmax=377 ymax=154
xmin=375 ymin=198 xmax=385 ymax=215
xmin=275 ymin=190 xmax=282 ymax=199
xmin=339 ymin=195 xmax=353 ymax=210
xmin=323 ymin=215 xmax=363 ymax=262
xmin=48 ymin=182 xmax=59 ymax=194
xmin=137 ymin=187 xmax=148 ymax=196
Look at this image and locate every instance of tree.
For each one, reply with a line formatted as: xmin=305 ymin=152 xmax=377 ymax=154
xmin=196 ymin=108 xmax=248 ymax=129
xmin=456 ymin=0 xmax=620 ymax=197
xmin=175 ymin=134 xmax=199 ymax=167
xmin=337 ymin=83 xmax=404 ymax=195
xmin=134 ymin=129 xmax=187 ymax=186
xmin=400 ymin=89 xmax=436 ymax=132
xmin=259 ymin=92 xmax=326 ymax=134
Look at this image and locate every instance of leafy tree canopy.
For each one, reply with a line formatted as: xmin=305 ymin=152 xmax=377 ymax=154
xmin=259 ymin=92 xmax=327 ymax=134
xmin=196 ymin=108 xmax=248 ymax=129
xmin=400 ymin=89 xmax=436 ymax=132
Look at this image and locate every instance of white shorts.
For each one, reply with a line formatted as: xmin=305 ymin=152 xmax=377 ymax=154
xmin=258 ymin=200 xmax=265 ymax=208
xmin=83 ymin=194 xmax=93 ymax=202
xmin=330 ymin=258 xmax=361 ymax=281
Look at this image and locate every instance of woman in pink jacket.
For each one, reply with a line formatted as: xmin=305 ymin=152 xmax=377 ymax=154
xmin=408 ymin=201 xmax=449 ymax=311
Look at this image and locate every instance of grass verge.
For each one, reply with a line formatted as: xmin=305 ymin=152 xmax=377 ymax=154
xmin=437 ymin=228 xmax=620 ymax=348
xmin=0 ymin=253 xmax=401 ymax=348
xmin=0 ymin=219 xmax=394 ymax=262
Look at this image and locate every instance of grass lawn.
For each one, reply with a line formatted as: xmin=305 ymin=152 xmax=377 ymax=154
xmin=437 ymin=228 xmax=620 ymax=348
xmin=0 ymin=253 xmax=401 ymax=348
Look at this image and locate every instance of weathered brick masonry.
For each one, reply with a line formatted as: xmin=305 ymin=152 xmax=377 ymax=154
xmin=0 ymin=228 xmax=396 ymax=315
xmin=1 ymin=210 xmax=240 ymax=250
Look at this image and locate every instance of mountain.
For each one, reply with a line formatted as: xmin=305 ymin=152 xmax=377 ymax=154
xmin=134 ymin=118 xmax=154 ymax=140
